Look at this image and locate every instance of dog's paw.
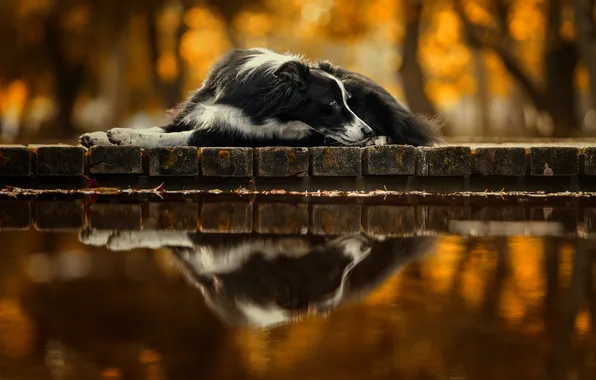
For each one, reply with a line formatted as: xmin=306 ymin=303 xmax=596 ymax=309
xmin=79 ymin=132 xmax=111 ymax=147
xmin=107 ymin=128 xmax=137 ymax=146
xmin=363 ymin=136 xmax=390 ymax=147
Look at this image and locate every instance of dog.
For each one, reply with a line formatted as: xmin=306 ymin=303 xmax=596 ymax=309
xmin=80 ymin=48 xmax=440 ymax=148
xmin=79 ymin=228 xmax=436 ymax=328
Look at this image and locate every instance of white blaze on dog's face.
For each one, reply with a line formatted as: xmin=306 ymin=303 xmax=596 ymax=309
xmin=274 ymin=63 xmax=374 ymax=145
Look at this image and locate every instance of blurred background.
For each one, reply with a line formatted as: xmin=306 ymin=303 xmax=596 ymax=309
xmin=0 ymin=0 xmax=595 ymax=143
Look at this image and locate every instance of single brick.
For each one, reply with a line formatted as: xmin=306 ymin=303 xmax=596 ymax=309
xmin=363 ymin=205 xmax=417 ymax=236
xmin=35 ymin=201 xmax=84 ymax=230
xmin=0 ymin=145 xmax=30 ymax=176
xmin=311 ymin=204 xmax=361 ymax=235
xmin=146 ymin=147 xmax=199 ymax=176
xmin=255 ymin=203 xmax=309 ymax=234
xmin=200 ymin=202 xmax=252 ymax=233
xmin=200 ymin=148 xmax=253 ymax=177
xmin=89 ymin=203 xmax=142 ymax=230
xmin=530 ymin=146 xmax=579 ymax=176
xmin=0 ymin=201 xmax=30 ymax=230
xmin=425 ymin=146 xmax=472 ymax=176
xmin=89 ymin=146 xmax=142 ymax=174
xmin=31 ymin=144 xmax=85 ymax=176
xmin=254 ymin=147 xmax=309 ymax=177
xmin=143 ymin=202 xmax=198 ymax=230
xmin=363 ymin=145 xmax=416 ymax=175
xmin=474 ymin=147 xmax=526 ymax=176
xmin=415 ymin=147 xmax=430 ymax=176
xmin=583 ymin=147 xmax=596 ymax=175
xmin=427 ymin=206 xmax=471 ymax=232
xmin=311 ymin=147 xmax=361 ymax=176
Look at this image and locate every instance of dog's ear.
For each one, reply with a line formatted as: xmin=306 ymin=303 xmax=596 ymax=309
xmin=274 ymin=61 xmax=309 ymax=90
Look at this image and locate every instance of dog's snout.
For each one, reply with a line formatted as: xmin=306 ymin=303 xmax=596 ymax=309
xmin=361 ymin=126 xmax=374 ymax=137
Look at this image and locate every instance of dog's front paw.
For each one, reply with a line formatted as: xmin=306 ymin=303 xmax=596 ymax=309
xmin=107 ymin=128 xmax=137 ymax=146
xmin=363 ymin=136 xmax=390 ymax=147
xmin=79 ymin=132 xmax=111 ymax=147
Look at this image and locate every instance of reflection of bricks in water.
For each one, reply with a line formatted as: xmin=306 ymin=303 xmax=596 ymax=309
xmin=89 ymin=204 xmax=142 ymax=230
xmin=200 ymin=202 xmax=252 ymax=233
xmin=311 ymin=204 xmax=361 ymax=235
xmin=255 ymin=203 xmax=309 ymax=234
xmin=144 ymin=202 xmax=198 ymax=230
xmin=35 ymin=201 xmax=84 ymax=230
xmin=363 ymin=206 xmax=418 ymax=236
xmin=0 ymin=200 xmax=30 ymax=230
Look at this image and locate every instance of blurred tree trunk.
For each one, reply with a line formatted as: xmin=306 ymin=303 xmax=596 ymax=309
xmin=147 ymin=2 xmax=189 ymax=108
xmin=572 ymin=0 xmax=596 ymax=112
xmin=455 ymin=0 xmax=580 ymax=137
xmin=398 ymin=1 xmax=439 ymax=117
xmin=102 ymin=26 xmax=129 ymax=129
xmin=544 ymin=0 xmax=578 ymax=137
xmin=44 ymin=12 xmax=85 ymax=139
xmin=472 ymin=49 xmax=491 ymax=136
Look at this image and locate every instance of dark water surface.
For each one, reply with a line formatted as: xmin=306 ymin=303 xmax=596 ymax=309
xmin=1 ymin=202 xmax=596 ymax=380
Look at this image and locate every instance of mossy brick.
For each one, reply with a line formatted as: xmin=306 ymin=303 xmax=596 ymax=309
xmin=200 ymin=202 xmax=252 ymax=233
xmin=0 ymin=201 xmax=30 ymax=230
xmin=424 ymin=146 xmax=472 ymax=176
xmin=473 ymin=147 xmax=526 ymax=176
xmin=89 ymin=203 xmax=142 ymax=230
xmin=363 ymin=145 xmax=416 ymax=175
xmin=143 ymin=202 xmax=198 ymax=230
xmin=200 ymin=148 xmax=253 ymax=177
xmin=583 ymin=147 xmax=596 ymax=175
xmin=34 ymin=201 xmax=84 ymax=230
xmin=147 ymin=147 xmax=199 ymax=176
xmin=529 ymin=146 xmax=579 ymax=176
xmin=30 ymin=144 xmax=85 ymax=176
xmin=311 ymin=204 xmax=361 ymax=235
xmin=89 ymin=146 xmax=142 ymax=174
xmin=363 ymin=205 xmax=417 ymax=236
xmin=415 ymin=147 xmax=430 ymax=176
xmin=255 ymin=203 xmax=309 ymax=234
xmin=0 ymin=145 xmax=30 ymax=176
xmin=310 ymin=147 xmax=361 ymax=176
xmin=254 ymin=147 xmax=309 ymax=177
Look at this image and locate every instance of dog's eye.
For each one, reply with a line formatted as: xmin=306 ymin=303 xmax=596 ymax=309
xmin=329 ymin=100 xmax=339 ymax=109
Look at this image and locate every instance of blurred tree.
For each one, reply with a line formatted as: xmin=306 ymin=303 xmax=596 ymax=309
xmin=572 ymin=0 xmax=596 ymax=113
xmin=454 ymin=0 xmax=580 ymax=136
xmin=399 ymin=1 xmax=440 ymax=117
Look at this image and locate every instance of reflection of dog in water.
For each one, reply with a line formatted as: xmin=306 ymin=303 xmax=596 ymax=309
xmin=80 ymin=229 xmax=435 ymax=328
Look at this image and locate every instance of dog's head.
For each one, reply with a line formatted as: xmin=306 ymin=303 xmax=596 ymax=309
xmin=274 ymin=61 xmax=374 ymax=145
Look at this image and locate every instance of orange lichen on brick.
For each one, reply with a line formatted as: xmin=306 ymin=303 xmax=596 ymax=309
xmin=218 ymin=150 xmax=231 ymax=159
xmin=162 ymin=149 xmax=177 ymax=169
xmin=287 ymin=151 xmax=296 ymax=163
xmin=218 ymin=214 xmax=231 ymax=230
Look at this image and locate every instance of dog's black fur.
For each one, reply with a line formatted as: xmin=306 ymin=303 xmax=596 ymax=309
xmin=80 ymin=48 xmax=440 ymax=148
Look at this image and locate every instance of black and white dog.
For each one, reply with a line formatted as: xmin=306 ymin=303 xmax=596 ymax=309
xmin=80 ymin=48 xmax=439 ymax=148
xmin=79 ymin=229 xmax=435 ymax=328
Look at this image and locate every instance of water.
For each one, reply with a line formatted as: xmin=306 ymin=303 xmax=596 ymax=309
xmin=1 ymin=201 xmax=595 ymax=379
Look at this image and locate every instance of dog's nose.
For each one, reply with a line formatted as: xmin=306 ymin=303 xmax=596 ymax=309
xmin=361 ymin=126 xmax=374 ymax=137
